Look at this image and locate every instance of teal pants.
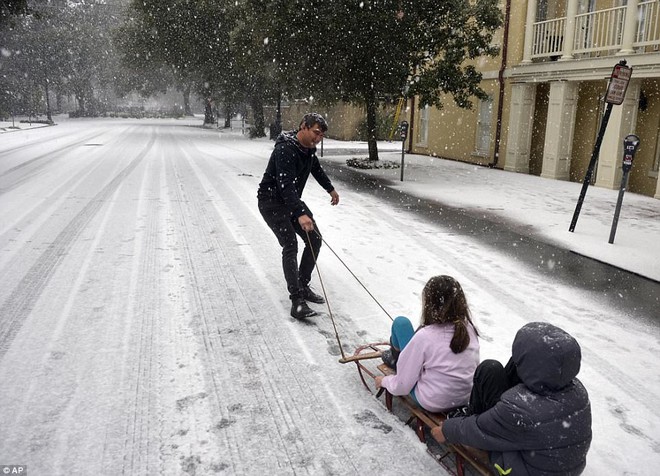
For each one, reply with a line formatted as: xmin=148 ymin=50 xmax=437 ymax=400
xmin=389 ymin=316 xmax=419 ymax=403
xmin=391 ymin=315 xmax=415 ymax=351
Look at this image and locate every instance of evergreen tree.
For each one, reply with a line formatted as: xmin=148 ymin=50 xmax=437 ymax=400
xmin=119 ymin=0 xmax=234 ymax=118
xmin=1 ymin=1 xmax=122 ymax=119
xmin=267 ymin=0 xmax=503 ymax=159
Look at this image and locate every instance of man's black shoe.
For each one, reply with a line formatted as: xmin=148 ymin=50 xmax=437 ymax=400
xmin=291 ymin=298 xmax=317 ymax=319
xmin=301 ymin=286 xmax=325 ymax=304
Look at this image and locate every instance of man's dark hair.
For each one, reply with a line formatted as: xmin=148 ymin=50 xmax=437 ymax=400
xmin=300 ymin=112 xmax=328 ymax=132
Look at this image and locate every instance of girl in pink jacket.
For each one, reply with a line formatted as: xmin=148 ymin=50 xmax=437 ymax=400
xmin=375 ymin=275 xmax=480 ymax=413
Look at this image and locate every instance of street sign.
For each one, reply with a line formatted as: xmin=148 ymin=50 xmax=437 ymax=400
xmin=605 ymin=62 xmax=632 ymax=105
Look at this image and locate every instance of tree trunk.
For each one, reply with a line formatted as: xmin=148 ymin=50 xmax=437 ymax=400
xmin=366 ymin=92 xmax=379 ymax=161
xmin=183 ymin=84 xmax=192 ymax=116
xmin=224 ymin=103 xmax=231 ymax=128
xmin=203 ymin=98 xmax=214 ymax=125
xmin=77 ymin=94 xmax=86 ymax=115
xmin=44 ymin=80 xmax=53 ymax=123
xmin=250 ymin=94 xmax=266 ymax=138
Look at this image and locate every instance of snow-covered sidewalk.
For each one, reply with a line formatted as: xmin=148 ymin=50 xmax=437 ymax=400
xmin=0 ymin=119 xmax=52 ymax=133
xmin=319 ymin=138 xmax=660 ymax=283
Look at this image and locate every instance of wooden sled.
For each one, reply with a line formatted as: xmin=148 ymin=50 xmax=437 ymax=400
xmin=338 ymin=342 xmax=390 ymax=393
xmin=340 ymin=344 xmax=494 ymax=476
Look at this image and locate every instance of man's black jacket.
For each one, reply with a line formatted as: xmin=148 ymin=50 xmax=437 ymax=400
xmin=257 ymin=131 xmax=334 ymax=218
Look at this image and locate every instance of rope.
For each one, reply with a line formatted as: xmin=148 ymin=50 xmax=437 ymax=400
xmin=313 ymin=230 xmax=393 ymax=321
xmin=304 ymin=228 xmax=394 ymax=362
xmin=305 ymin=230 xmax=347 ymax=361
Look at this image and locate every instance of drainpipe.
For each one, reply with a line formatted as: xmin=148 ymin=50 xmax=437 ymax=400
xmin=491 ymin=0 xmax=511 ymax=168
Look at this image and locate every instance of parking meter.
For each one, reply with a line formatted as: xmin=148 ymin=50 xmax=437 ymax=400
xmin=399 ymin=121 xmax=409 ymax=141
xmin=622 ymin=134 xmax=640 ymax=172
xmin=399 ymin=121 xmax=409 ymax=181
xmin=609 ymin=134 xmax=640 ymax=244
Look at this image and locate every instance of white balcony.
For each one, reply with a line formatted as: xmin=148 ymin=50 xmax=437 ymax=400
xmin=525 ymin=1 xmax=660 ymax=62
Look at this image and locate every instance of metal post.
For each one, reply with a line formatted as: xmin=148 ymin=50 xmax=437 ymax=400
xmin=400 ymin=139 xmax=405 ymax=181
xmin=399 ymin=120 xmax=409 ymax=181
xmin=608 ymin=175 xmax=628 ymax=244
xmin=569 ymin=103 xmax=613 ymax=232
xmin=609 ymin=134 xmax=640 ymax=243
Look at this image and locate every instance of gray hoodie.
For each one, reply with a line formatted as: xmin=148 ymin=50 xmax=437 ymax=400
xmin=443 ymin=322 xmax=592 ymax=475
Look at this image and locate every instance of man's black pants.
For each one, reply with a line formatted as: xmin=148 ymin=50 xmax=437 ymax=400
xmin=258 ymin=202 xmax=322 ymax=300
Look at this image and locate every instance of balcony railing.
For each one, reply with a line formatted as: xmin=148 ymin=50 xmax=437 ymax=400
xmin=530 ymin=1 xmax=660 ymax=60
xmin=573 ymin=6 xmax=625 ymax=54
xmin=637 ymin=0 xmax=660 ymax=46
xmin=533 ymin=17 xmax=565 ymax=57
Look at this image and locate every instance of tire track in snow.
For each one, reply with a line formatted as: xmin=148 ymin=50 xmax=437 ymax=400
xmin=0 ymin=131 xmax=157 ymax=360
xmin=117 ymin=145 xmax=164 ymax=476
xmin=162 ymin=138 xmax=365 ymax=474
xmin=0 ymin=130 xmax=108 ymax=196
xmin=175 ymin=141 xmax=377 ymax=474
xmin=160 ymin=137 xmax=248 ymax=474
xmin=0 ymin=133 xmax=138 ymax=271
xmin=165 ymin=137 xmax=318 ymax=474
xmin=0 ymin=127 xmax=102 ymax=159
xmin=0 ymin=160 xmax=132 ymax=474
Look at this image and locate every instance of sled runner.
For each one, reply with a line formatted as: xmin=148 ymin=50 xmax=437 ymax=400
xmin=339 ymin=344 xmax=493 ymax=476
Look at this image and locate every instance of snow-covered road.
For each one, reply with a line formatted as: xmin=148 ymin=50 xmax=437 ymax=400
xmin=1 ymin=118 xmax=658 ymax=475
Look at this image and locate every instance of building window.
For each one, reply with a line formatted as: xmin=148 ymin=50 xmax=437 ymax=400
xmin=475 ymin=98 xmax=493 ymax=156
xmin=418 ymin=105 xmax=429 ymax=146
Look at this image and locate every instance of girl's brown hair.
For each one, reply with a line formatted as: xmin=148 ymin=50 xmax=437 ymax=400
xmin=420 ymin=275 xmax=478 ymax=354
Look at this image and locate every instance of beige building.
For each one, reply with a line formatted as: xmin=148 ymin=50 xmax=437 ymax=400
xmin=407 ymin=0 xmax=660 ymax=199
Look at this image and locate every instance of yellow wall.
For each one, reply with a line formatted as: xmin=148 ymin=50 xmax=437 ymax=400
xmin=265 ymin=102 xmax=366 ymax=141
xmin=565 ymin=79 xmax=659 ymax=196
xmin=272 ymin=101 xmax=401 ymax=142
xmin=629 ymin=79 xmax=660 ymax=196
xmin=505 ymin=0 xmax=528 ymax=65
xmin=410 ymin=79 xmax=500 ymax=165
xmin=571 ymin=81 xmax=604 ymax=182
xmin=406 ymin=0 xmax=529 ymax=168
xmin=528 ymin=78 xmax=660 ymax=196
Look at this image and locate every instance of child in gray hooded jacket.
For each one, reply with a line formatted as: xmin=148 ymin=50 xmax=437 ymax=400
xmin=432 ymin=322 xmax=592 ymax=476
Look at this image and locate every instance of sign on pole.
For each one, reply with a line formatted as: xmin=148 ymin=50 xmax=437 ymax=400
xmin=605 ymin=62 xmax=632 ymax=105
xmin=569 ymin=60 xmax=632 ymax=232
